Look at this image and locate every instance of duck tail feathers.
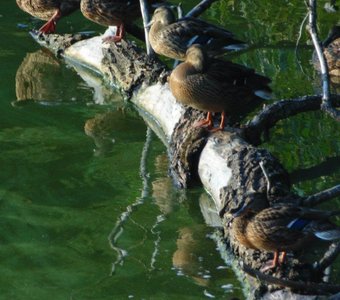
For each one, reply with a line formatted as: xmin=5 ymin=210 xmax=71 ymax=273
xmin=315 ymin=229 xmax=340 ymax=241
xmin=255 ymin=89 xmax=272 ymax=100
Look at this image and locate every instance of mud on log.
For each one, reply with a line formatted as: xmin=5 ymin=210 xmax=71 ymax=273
xmin=30 ymin=32 xmax=340 ymax=299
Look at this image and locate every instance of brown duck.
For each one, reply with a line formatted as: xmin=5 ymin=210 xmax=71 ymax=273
xmin=80 ymin=0 xmax=164 ymax=42
xmin=16 ymin=0 xmax=80 ymax=33
xmin=229 ymin=202 xmax=340 ymax=271
xmin=323 ymin=26 xmax=340 ymax=79
xmin=169 ymin=44 xmax=271 ymax=131
xmin=149 ymin=6 xmax=245 ymax=61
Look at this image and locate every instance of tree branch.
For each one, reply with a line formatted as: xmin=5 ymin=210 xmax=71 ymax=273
xmin=306 ymin=0 xmax=340 ymax=121
xmin=243 ymin=94 xmax=340 ymax=145
xmin=314 ymin=242 xmax=340 ymax=275
xmin=185 ymin=0 xmax=219 ymax=18
xmin=303 ymin=184 xmax=340 ymax=206
xmin=139 ymin=0 xmax=154 ymax=56
xmin=242 ymin=262 xmax=340 ymax=294
xmin=290 ymin=156 xmax=340 ymax=185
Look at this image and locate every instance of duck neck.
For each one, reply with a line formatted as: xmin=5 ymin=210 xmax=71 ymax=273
xmin=231 ymin=212 xmax=257 ymax=249
xmin=186 ymin=52 xmax=207 ymax=72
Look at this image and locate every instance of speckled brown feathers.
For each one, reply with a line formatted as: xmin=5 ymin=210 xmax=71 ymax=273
xmin=324 ymin=26 xmax=340 ymax=77
xmin=149 ymin=6 xmax=245 ymax=61
xmin=169 ymin=45 xmax=271 ymax=117
xmin=231 ymin=205 xmax=340 ymax=256
xmin=80 ymin=0 xmax=141 ymax=27
xmin=80 ymin=0 xmax=165 ymax=27
xmin=16 ymin=0 xmax=79 ymax=21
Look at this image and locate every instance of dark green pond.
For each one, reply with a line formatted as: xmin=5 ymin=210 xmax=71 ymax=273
xmin=0 ymin=0 xmax=339 ymax=299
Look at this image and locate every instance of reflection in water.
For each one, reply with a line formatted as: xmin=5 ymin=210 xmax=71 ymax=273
xmin=15 ymin=49 xmax=62 ymax=102
xmin=108 ymin=127 xmax=153 ymax=274
xmin=172 ymin=226 xmax=210 ymax=287
xmin=84 ymin=108 xmax=146 ymax=156
xmin=152 ymin=153 xmax=177 ymax=215
xmin=199 ymin=193 xmax=223 ymax=228
xmin=15 ymin=49 xmax=122 ymax=105
xmin=84 ymin=111 xmax=118 ymax=156
xmin=68 ymin=60 xmax=123 ymax=105
xmin=152 ymin=155 xmax=224 ymax=289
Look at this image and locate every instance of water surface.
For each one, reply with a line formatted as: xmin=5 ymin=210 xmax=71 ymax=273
xmin=0 ymin=0 xmax=339 ymax=299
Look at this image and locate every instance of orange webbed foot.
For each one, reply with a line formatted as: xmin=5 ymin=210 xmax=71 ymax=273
xmin=102 ymin=35 xmax=123 ymax=43
xmin=102 ymin=24 xmax=125 ymax=44
xmin=193 ymin=112 xmax=213 ymax=129
xmin=260 ymin=251 xmax=279 ymax=272
xmin=38 ymin=9 xmax=61 ymax=34
xmin=39 ymin=19 xmax=57 ymax=34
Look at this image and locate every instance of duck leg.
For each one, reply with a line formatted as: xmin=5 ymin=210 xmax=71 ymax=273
xmin=279 ymin=251 xmax=286 ymax=264
xmin=103 ymin=23 xmax=125 ymax=43
xmin=194 ymin=112 xmax=213 ymax=129
xmin=261 ymin=251 xmax=279 ymax=272
xmin=39 ymin=9 xmax=61 ymax=34
xmin=209 ymin=111 xmax=226 ymax=132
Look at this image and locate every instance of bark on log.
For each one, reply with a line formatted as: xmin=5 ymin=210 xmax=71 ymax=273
xmin=30 ymin=32 xmax=340 ymax=299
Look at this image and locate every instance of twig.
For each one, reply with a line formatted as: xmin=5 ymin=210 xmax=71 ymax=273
xmin=185 ymin=0 xmax=219 ymax=18
xmin=295 ymin=13 xmax=309 ymax=77
xmin=306 ymin=0 xmax=340 ymax=121
xmin=259 ymin=161 xmax=271 ymax=197
xmin=139 ymin=0 xmax=155 ymax=56
xmin=314 ymin=242 xmax=340 ymax=274
xmin=303 ymin=184 xmax=340 ymax=206
xmin=243 ymin=94 xmax=340 ymax=145
xmin=177 ymin=3 xmax=183 ymax=19
xmin=242 ymin=262 xmax=340 ymax=294
xmin=290 ymin=156 xmax=340 ymax=185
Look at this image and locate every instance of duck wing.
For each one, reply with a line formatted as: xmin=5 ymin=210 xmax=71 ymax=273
xmin=165 ymin=17 xmax=245 ymax=53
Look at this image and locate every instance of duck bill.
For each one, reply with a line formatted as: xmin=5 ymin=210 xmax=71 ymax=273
xmin=144 ymin=20 xmax=154 ymax=29
xmin=231 ymin=202 xmax=249 ymax=217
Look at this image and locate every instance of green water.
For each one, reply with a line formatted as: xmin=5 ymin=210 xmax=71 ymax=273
xmin=0 ymin=0 xmax=339 ymax=299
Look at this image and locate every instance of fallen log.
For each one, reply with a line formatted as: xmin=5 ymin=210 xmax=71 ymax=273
xmin=29 ymin=32 xmax=340 ymax=299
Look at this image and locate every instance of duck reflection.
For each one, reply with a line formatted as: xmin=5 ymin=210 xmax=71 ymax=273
xmin=84 ymin=111 xmax=117 ymax=156
xmin=152 ymin=153 xmax=176 ymax=215
xmin=151 ymin=155 xmax=214 ymax=286
xmin=172 ymin=226 xmax=210 ymax=287
xmin=15 ymin=49 xmax=62 ymax=102
xmin=84 ymin=106 xmax=147 ymax=156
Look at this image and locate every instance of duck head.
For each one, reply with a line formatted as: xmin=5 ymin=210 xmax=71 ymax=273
xmin=185 ymin=44 xmax=209 ymax=72
xmin=147 ymin=6 xmax=176 ymax=28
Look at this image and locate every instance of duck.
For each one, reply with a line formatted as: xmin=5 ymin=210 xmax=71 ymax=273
xmin=323 ymin=25 xmax=340 ymax=79
xmin=168 ymin=44 xmax=271 ymax=131
xmin=148 ymin=6 xmax=246 ymax=61
xmin=16 ymin=0 xmax=80 ymax=34
xmin=80 ymin=0 xmax=165 ymax=43
xmin=229 ymin=201 xmax=340 ymax=271
xmin=313 ymin=25 xmax=340 ymax=84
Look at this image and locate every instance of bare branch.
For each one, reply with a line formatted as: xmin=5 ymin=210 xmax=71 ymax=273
xmin=177 ymin=3 xmax=183 ymax=19
xmin=185 ymin=0 xmax=219 ymax=18
xmin=242 ymin=262 xmax=340 ymax=294
xmin=303 ymin=184 xmax=340 ymax=206
xmin=290 ymin=156 xmax=340 ymax=185
xmin=259 ymin=161 xmax=271 ymax=196
xmin=314 ymin=242 xmax=340 ymax=275
xmin=243 ymin=94 xmax=340 ymax=145
xmin=139 ymin=0 xmax=154 ymax=57
xmin=306 ymin=0 xmax=340 ymax=121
